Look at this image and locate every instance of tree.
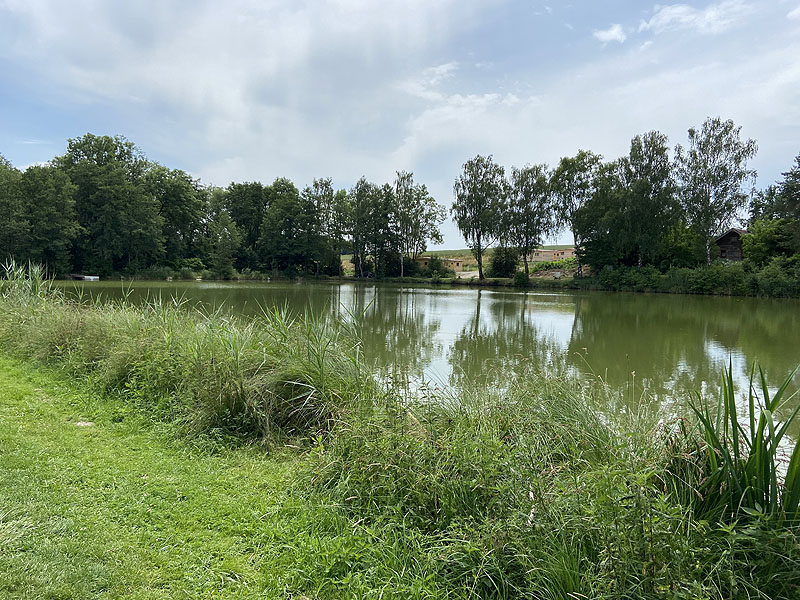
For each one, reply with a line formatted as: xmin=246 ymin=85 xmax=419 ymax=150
xmin=349 ymin=177 xmax=377 ymax=277
xmin=394 ymin=171 xmax=446 ymax=277
xmin=365 ymin=183 xmax=400 ymax=278
xmin=144 ymin=165 xmax=203 ymax=265
xmin=748 ymin=152 xmax=800 ymax=258
xmin=55 ymin=134 xmax=163 ymax=274
xmin=330 ymin=189 xmax=351 ymax=276
xmin=550 ymin=150 xmax=602 ymax=277
xmin=203 ymin=187 xmax=240 ymax=279
xmin=258 ymin=177 xmax=320 ymax=274
xmin=226 ymin=181 xmax=269 ymax=270
xmin=452 ymin=155 xmax=507 ymax=280
xmin=302 ymin=178 xmax=341 ymax=275
xmin=507 ymin=164 xmax=554 ymax=276
xmin=573 ymin=161 xmax=628 ymax=270
xmin=0 ymin=155 xmax=25 ymax=265
xmin=618 ymin=131 xmax=679 ymax=267
xmin=674 ymin=117 xmax=758 ymax=264
xmin=19 ymin=165 xmax=79 ymax=275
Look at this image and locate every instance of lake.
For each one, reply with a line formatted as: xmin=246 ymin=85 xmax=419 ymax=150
xmin=56 ymin=280 xmax=800 ymax=411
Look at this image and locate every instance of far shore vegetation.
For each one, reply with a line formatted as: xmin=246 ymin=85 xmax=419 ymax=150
xmin=1 ymin=117 xmax=799 ymax=297
xmin=2 ymin=264 xmax=800 ymax=598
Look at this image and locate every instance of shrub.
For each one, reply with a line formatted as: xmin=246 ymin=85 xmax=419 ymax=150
xmin=513 ymin=271 xmax=530 ymax=287
xmin=421 ymin=256 xmax=455 ymax=278
xmin=486 ymin=247 xmax=519 ymax=278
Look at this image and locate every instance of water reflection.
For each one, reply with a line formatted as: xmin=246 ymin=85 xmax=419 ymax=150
xmin=57 ymin=281 xmax=800 ymax=411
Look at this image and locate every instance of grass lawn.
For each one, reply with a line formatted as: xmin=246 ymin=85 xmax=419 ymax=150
xmin=0 ymin=356 xmax=410 ymax=599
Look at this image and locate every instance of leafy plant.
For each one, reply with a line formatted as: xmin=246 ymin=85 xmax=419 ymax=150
xmin=680 ymin=364 xmax=800 ymax=524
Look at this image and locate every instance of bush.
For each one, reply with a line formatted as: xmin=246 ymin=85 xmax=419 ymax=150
xmin=486 ymin=247 xmax=519 ymax=278
xmin=421 ymin=256 xmax=455 ymax=278
xmin=513 ymin=271 xmax=530 ymax=287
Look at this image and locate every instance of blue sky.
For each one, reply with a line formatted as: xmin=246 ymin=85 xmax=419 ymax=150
xmin=1 ymin=0 xmax=799 ymax=248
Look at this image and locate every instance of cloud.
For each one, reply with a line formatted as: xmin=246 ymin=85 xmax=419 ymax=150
xmin=640 ymin=0 xmax=754 ymax=35
xmin=1 ymin=0 xmax=799 ymax=248
xmin=789 ymin=5 xmax=800 ymax=20
xmin=593 ymin=23 xmax=627 ymax=43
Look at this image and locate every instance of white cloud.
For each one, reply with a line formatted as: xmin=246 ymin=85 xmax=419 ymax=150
xmin=788 ymin=5 xmax=800 ymax=20
xmin=640 ymin=0 xmax=754 ymax=35
xmin=593 ymin=23 xmax=627 ymax=43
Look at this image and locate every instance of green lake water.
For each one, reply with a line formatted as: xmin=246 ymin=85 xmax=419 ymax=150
xmin=57 ymin=280 xmax=800 ymax=411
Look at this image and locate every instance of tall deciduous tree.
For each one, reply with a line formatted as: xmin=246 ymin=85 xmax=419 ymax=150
xmin=258 ymin=177 xmax=320 ymax=274
xmin=204 ymin=188 xmax=240 ymax=279
xmin=507 ymin=164 xmax=554 ymax=277
xmin=19 ymin=165 xmax=79 ymax=275
xmin=226 ymin=181 xmax=269 ymax=270
xmin=551 ymin=150 xmax=602 ymax=277
xmin=618 ymin=131 xmax=678 ymax=266
xmin=452 ymin=155 xmax=507 ymax=280
xmin=675 ymin=117 xmax=758 ymax=264
xmin=349 ymin=177 xmax=376 ymax=278
xmin=0 ymin=155 xmax=25 ymax=264
xmin=145 ymin=165 xmax=203 ymax=265
xmin=55 ymin=134 xmax=163 ymax=274
xmin=394 ymin=170 xmax=446 ymax=276
xmin=302 ymin=178 xmax=341 ymax=275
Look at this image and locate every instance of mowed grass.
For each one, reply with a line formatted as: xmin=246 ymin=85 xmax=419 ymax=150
xmin=0 ymin=356 xmax=436 ymax=599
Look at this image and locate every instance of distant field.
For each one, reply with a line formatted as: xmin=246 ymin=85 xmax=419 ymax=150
xmin=340 ymin=245 xmax=573 ymax=274
xmin=342 ymin=245 xmax=572 ymax=272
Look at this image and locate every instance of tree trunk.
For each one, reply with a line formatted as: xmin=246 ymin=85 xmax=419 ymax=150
xmin=572 ymin=230 xmax=582 ymax=278
xmin=523 ymin=253 xmax=529 ymax=277
xmin=477 ymin=251 xmax=484 ymax=280
xmin=400 ymin=253 xmax=404 ymax=278
xmin=706 ymin=241 xmax=712 ymax=265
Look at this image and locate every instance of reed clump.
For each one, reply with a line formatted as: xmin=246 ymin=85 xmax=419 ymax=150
xmin=0 ymin=261 xmax=372 ymax=439
xmin=310 ymin=373 xmax=800 ymax=598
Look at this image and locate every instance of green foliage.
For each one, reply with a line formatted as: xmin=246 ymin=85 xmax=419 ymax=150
xmin=743 ymin=218 xmax=794 ymax=267
xmin=225 ymin=181 xmax=269 ymax=270
xmin=420 ymin=255 xmax=454 ymax=278
xmin=507 ymin=164 xmax=553 ymax=275
xmin=56 ymin=133 xmax=164 ymax=275
xmin=452 ymin=155 xmax=507 ymax=280
xmin=486 ymin=246 xmax=519 ymax=278
xmin=144 ymin=165 xmax=203 ymax=264
xmin=0 ymin=156 xmax=25 ymax=265
xmin=577 ymin=132 xmax=680 ymax=271
xmin=0 ymin=263 xmax=371 ymax=440
xmin=529 ymin=256 xmax=577 ymax=273
xmin=258 ymin=177 xmax=320 ymax=274
xmin=675 ymin=117 xmax=758 ymax=264
xmin=513 ymin=271 xmax=530 ymax=287
xmin=551 ymin=149 xmax=602 ymax=276
xmin=670 ymin=365 xmax=800 ymax=525
xmin=395 ymin=170 xmax=446 ymax=276
xmin=18 ymin=165 xmax=80 ymax=275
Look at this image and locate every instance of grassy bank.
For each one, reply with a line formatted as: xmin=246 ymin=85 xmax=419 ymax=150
xmin=2 ymin=264 xmax=800 ymax=598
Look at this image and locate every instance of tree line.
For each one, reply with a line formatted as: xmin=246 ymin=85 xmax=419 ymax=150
xmin=0 ymin=134 xmax=446 ymax=278
xmin=452 ymin=116 xmax=798 ymax=280
xmin=2 ymin=120 xmax=797 ymax=283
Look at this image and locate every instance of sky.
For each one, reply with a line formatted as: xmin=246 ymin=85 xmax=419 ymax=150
xmin=1 ymin=0 xmax=799 ymax=248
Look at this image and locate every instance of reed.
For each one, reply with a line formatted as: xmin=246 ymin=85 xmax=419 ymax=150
xmin=0 ymin=261 xmax=372 ymax=440
xmin=671 ymin=364 xmax=800 ymax=524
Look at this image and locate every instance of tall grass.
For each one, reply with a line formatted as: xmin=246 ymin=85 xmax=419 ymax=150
xmin=0 ymin=261 xmax=372 ymax=440
xmin=3 ymin=262 xmax=800 ymax=597
xmin=309 ymin=369 xmax=800 ymax=598
xmin=667 ymin=364 xmax=800 ymax=524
